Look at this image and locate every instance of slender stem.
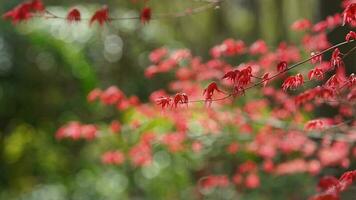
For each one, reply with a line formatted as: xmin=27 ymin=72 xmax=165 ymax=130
xmin=153 ymin=0 xmax=221 ymax=19
xmin=189 ymin=94 xmax=232 ymax=103
xmin=31 ymin=0 xmax=225 ymax=22
xmin=343 ymin=45 xmax=356 ymax=59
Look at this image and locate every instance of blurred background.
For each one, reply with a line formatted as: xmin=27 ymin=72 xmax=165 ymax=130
xmin=0 ymin=0 xmax=353 ymax=199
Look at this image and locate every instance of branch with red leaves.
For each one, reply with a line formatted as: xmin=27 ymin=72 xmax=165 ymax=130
xmin=311 ymin=170 xmax=356 ymax=200
xmin=2 ymin=0 xmax=224 ymax=25
xmin=165 ymin=39 xmax=356 ymax=106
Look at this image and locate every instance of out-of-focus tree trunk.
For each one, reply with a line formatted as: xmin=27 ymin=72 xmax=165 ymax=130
xmin=244 ymin=0 xmax=261 ymax=39
xmin=259 ymin=0 xmax=295 ymax=45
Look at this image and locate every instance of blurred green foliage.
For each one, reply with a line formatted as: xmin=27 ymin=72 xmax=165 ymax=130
xmin=0 ymin=0 xmax=352 ymax=199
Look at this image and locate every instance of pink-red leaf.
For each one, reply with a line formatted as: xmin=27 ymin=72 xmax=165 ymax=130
xmin=140 ymin=7 xmax=151 ymax=24
xmin=67 ymin=8 xmax=81 ymax=23
xmin=90 ymin=6 xmax=110 ymax=26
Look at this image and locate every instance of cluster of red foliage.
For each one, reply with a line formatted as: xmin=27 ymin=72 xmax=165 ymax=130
xmin=56 ymin=121 xmax=97 ymax=140
xmin=282 ymin=73 xmax=304 ymax=91
xmin=129 ymin=139 xmax=153 ymax=167
xmin=101 ymin=151 xmax=125 ymax=165
xmin=312 ymin=170 xmax=356 ymax=200
xmin=145 ymin=1 xmax=354 ymax=195
xmin=148 ymin=40 xmax=354 ymax=108
xmin=200 ymin=175 xmax=230 ymax=190
xmin=3 ymin=0 xmax=44 ymax=24
xmin=232 ymin=161 xmax=261 ymax=189
xmin=305 ymin=119 xmax=333 ymax=131
xmin=7 ymin=0 xmax=356 ymax=198
xmin=87 ymin=86 xmax=140 ymax=110
xmin=210 ymin=39 xmax=246 ymax=58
